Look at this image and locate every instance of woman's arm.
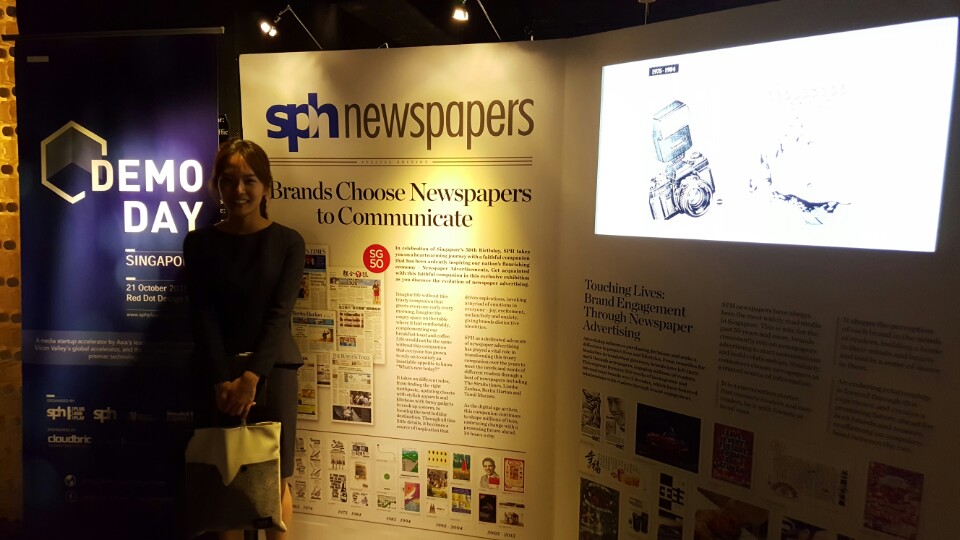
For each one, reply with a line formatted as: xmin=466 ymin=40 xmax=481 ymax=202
xmin=248 ymin=227 xmax=306 ymax=376
xmin=183 ymin=230 xmax=231 ymax=383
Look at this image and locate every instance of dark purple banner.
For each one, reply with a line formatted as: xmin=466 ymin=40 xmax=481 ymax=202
xmin=18 ymin=32 xmax=219 ymax=538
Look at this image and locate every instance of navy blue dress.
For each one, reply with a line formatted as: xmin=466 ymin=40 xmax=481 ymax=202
xmin=183 ymin=222 xmax=305 ymax=477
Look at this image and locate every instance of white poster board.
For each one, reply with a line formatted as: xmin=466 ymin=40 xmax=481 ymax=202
xmin=242 ymin=40 xmax=564 ymax=538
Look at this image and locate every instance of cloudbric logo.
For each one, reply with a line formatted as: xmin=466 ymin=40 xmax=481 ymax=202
xmin=266 ymin=93 xmax=535 ymax=152
xmin=48 ymin=434 xmax=93 ymax=445
xmin=40 ymin=121 xmax=205 ymax=233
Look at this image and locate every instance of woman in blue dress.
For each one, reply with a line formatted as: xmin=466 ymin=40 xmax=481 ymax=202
xmin=184 ymin=139 xmax=305 ymax=540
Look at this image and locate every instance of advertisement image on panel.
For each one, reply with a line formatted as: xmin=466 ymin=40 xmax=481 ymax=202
xmin=595 ymin=17 xmax=958 ymax=252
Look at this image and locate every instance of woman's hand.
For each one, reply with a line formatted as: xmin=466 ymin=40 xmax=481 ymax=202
xmin=234 ymin=371 xmax=260 ymax=417
xmin=214 ymin=371 xmax=260 ymax=417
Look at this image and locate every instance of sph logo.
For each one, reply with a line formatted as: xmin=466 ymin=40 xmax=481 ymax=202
xmin=47 ymin=406 xmax=86 ymax=421
xmin=266 ymin=93 xmax=340 ymax=152
xmin=93 ymin=407 xmax=118 ymax=423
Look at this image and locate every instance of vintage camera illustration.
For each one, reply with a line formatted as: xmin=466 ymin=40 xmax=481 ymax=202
xmin=648 ymin=100 xmax=716 ymax=220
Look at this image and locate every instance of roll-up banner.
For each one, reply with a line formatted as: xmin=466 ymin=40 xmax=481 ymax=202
xmin=17 ymin=32 xmax=219 ymax=537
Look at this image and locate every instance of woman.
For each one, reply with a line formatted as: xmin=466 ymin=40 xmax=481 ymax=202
xmin=184 ymin=138 xmax=305 ymax=540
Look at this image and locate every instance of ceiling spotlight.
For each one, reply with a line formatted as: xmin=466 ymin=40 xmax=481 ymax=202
xmin=258 ymin=4 xmax=322 ymax=49
xmin=452 ymin=0 xmax=469 ymax=21
xmin=451 ymin=0 xmax=501 ymax=41
xmin=260 ymin=20 xmax=278 ymax=36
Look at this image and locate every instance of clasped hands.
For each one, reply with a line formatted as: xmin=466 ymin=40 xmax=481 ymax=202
xmin=215 ymin=370 xmax=261 ymax=417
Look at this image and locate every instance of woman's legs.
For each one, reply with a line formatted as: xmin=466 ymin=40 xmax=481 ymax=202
xmin=266 ymin=479 xmax=293 ymax=540
xmin=249 ymin=367 xmax=296 ymax=540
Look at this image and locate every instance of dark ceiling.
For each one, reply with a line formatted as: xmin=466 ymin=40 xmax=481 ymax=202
xmin=19 ymin=0 xmax=776 ymax=51
xmin=16 ymin=0 xmax=776 ymax=134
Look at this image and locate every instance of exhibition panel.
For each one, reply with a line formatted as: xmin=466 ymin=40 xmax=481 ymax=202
xmin=14 ymin=0 xmax=960 ymax=538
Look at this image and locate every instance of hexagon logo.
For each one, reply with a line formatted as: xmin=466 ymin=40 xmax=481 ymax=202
xmin=41 ymin=121 xmax=107 ymax=204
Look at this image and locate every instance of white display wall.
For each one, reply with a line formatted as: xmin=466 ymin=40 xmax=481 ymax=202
xmin=557 ymin=1 xmax=960 ymax=539
xmin=239 ymin=0 xmax=960 ymax=537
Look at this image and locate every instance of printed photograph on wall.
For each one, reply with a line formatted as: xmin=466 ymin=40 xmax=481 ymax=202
xmin=711 ymin=423 xmax=755 ymax=488
xmin=863 ymin=461 xmax=923 ymax=539
xmin=499 ymin=500 xmax=526 ymax=527
xmin=453 ymin=453 xmax=471 ymax=481
xmin=624 ymin=496 xmax=650 ymax=539
xmin=764 ymin=440 xmax=849 ymax=509
xmin=351 ymin=491 xmax=370 ymax=508
xmin=403 ymin=482 xmax=421 ymax=512
xmin=582 ymin=388 xmax=603 ymax=442
xmin=479 ymin=493 xmax=498 ymax=524
xmin=635 ymin=403 xmax=702 ymax=473
xmin=480 ymin=456 xmax=501 ymax=489
xmin=579 ymin=477 xmax=620 ymax=540
xmin=427 ymin=468 xmax=449 ymax=498
xmin=350 ymin=460 xmax=370 ymax=490
xmin=297 ymin=245 xmax=328 ymax=310
xmin=451 ymin=487 xmax=472 ymax=515
xmin=377 ymin=493 xmax=397 ymax=511
xmin=605 ymin=395 xmax=627 ymax=450
xmin=658 ymin=472 xmax=686 ymax=528
xmin=657 ymin=508 xmax=683 ymax=540
xmin=330 ymin=439 xmax=346 ymax=470
xmin=694 ymin=487 xmax=768 ymax=540
xmin=780 ymin=516 xmax=826 ymax=540
xmin=504 ymin=457 xmax=526 ymax=493
xmin=294 ymin=479 xmax=307 ymax=500
xmin=402 ymin=448 xmax=419 ymax=474
xmin=331 ymin=473 xmax=348 ymax=503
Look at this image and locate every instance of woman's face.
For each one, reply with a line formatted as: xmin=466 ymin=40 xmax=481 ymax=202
xmin=218 ymin=153 xmax=266 ymax=220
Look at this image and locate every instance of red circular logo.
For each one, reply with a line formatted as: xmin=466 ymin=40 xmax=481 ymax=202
xmin=363 ymin=244 xmax=390 ymax=273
